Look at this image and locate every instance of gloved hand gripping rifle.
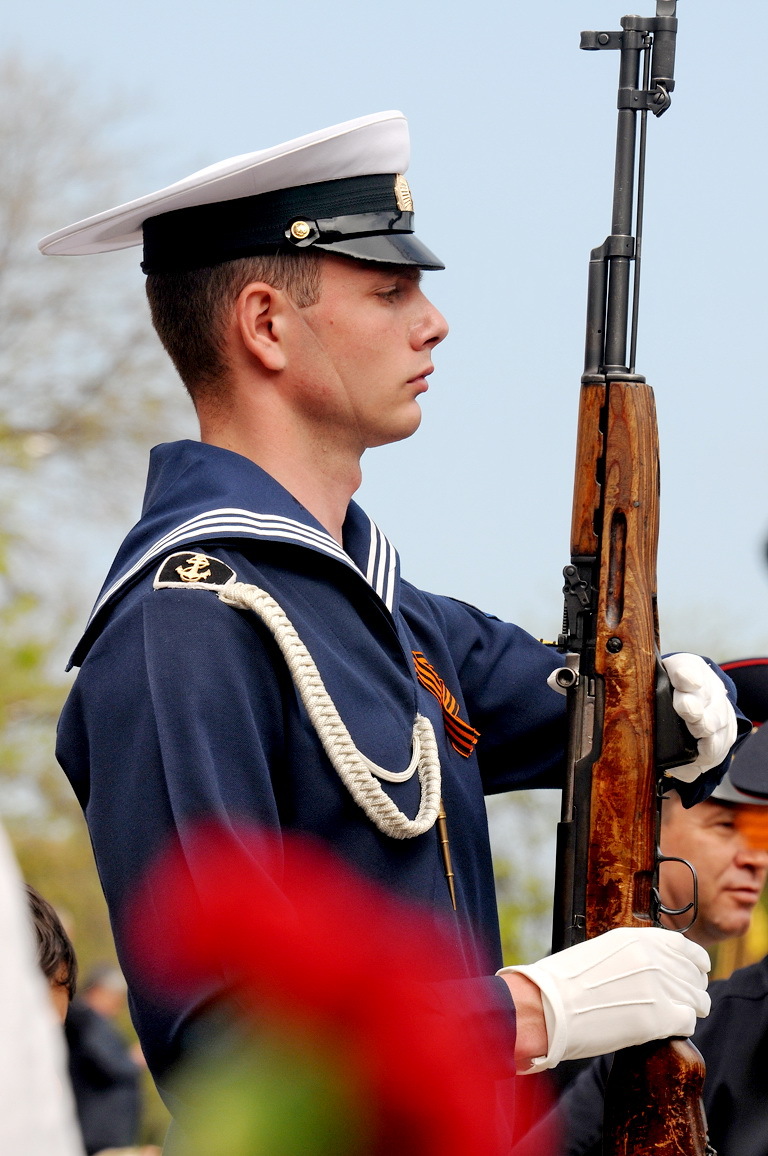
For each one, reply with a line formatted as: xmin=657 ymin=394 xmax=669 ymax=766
xmin=551 ymin=6 xmax=713 ymax=1153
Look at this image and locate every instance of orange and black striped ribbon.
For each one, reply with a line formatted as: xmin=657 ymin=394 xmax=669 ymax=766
xmin=412 ymin=651 xmax=481 ymax=758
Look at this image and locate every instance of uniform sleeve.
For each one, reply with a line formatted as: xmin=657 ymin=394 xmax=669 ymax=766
xmin=410 ymin=592 xmax=746 ymax=802
xmin=407 ymin=591 xmax=568 ymax=795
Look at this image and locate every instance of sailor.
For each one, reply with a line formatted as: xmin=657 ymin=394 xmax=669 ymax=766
xmin=41 ymin=112 xmax=742 ymax=1111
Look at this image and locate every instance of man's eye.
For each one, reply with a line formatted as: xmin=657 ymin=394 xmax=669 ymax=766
xmin=377 ymin=286 xmax=402 ymax=301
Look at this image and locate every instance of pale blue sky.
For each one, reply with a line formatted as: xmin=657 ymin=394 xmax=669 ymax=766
xmin=7 ymin=0 xmax=768 ymax=658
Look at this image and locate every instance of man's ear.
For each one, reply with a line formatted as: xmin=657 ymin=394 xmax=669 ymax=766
xmin=235 ymin=282 xmax=288 ymax=372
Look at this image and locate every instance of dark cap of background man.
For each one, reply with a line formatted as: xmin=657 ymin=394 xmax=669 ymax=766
xmin=37 ymin=111 xmax=444 ymax=274
xmin=718 ymin=658 xmax=768 ymax=800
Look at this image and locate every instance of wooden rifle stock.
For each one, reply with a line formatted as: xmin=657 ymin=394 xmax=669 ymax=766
xmin=555 ymin=376 xmax=708 ymax=1154
xmin=571 ymin=379 xmax=660 ymax=939
xmin=604 ymin=1040 xmax=708 ymax=1155
xmin=552 ymin=7 xmax=712 ymax=1154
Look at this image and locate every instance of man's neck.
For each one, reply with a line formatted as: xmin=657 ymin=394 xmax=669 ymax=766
xmin=199 ymin=420 xmax=362 ymax=547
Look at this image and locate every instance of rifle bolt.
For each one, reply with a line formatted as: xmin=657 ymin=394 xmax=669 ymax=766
xmin=606 ymin=636 xmax=623 ymax=653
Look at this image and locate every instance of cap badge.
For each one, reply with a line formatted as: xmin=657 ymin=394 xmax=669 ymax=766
xmin=394 ymin=175 xmax=413 ymax=212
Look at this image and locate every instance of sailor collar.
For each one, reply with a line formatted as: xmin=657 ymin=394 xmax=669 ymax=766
xmin=69 ymin=440 xmax=401 ymax=668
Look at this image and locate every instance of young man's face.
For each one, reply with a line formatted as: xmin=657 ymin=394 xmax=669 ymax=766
xmin=659 ymin=796 xmax=768 ymax=947
xmin=285 ymin=254 xmax=449 ymax=454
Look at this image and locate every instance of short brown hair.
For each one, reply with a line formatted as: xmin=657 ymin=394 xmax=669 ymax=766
xmin=26 ymin=884 xmax=78 ymax=1000
xmin=145 ymin=250 xmax=322 ymax=402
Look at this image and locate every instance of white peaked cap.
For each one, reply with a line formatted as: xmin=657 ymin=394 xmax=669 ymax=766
xmin=37 ymin=110 xmax=442 ymax=271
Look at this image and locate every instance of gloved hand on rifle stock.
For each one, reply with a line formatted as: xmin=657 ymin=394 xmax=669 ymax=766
xmin=661 ymin=653 xmax=738 ymax=780
xmin=546 ymin=652 xmax=738 ymax=780
xmin=499 ymin=926 xmax=710 ymax=1074
xmin=504 ymin=656 xmax=733 ymax=1074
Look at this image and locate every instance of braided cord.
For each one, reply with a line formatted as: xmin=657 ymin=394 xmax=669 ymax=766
xmin=219 ymin=582 xmax=441 ymax=839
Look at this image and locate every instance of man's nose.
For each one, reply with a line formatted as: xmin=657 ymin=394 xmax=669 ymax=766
xmin=412 ymin=294 xmax=449 ymax=349
xmin=736 ymin=845 xmax=768 ymax=870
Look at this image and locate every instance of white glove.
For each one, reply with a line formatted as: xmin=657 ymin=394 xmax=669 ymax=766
xmin=498 ymin=927 xmax=710 ymax=1073
xmin=663 ymin=653 xmax=738 ymax=781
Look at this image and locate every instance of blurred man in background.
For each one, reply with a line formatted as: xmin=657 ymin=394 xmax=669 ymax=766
xmin=66 ymin=965 xmax=143 ymax=1156
xmin=657 ymin=779 xmax=768 ymax=948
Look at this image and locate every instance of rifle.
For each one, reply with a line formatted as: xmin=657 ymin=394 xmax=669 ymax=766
xmin=551 ymin=6 xmax=712 ymax=1153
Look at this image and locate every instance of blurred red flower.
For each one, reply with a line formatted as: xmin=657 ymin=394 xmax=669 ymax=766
xmin=125 ymin=823 xmax=555 ymax=1156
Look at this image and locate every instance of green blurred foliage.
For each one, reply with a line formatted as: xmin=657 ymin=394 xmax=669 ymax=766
xmin=495 ymin=854 xmax=555 ymax=966
xmin=170 ymin=1023 xmax=371 ymax=1156
xmin=488 ymin=791 xmax=560 ymax=965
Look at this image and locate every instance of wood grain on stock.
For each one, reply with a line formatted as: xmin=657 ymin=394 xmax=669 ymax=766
xmin=603 ymin=1038 xmax=708 ymax=1156
xmin=587 ymin=382 xmax=661 ymax=935
xmin=570 ymin=382 xmax=605 ymax=557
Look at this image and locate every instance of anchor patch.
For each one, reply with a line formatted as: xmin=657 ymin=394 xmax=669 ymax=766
xmin=153 ymin=551 xmax=237 ymax=591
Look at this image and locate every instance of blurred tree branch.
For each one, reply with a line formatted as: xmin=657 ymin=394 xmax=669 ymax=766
xmin=0 ymin=53 xmax=193 ymax=540
xmin=0 ymin=56 xmax=192 ymax=997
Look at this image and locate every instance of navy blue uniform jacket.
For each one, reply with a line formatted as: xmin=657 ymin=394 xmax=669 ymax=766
xmin=57 ymin=440 xmax=570 ymax=1083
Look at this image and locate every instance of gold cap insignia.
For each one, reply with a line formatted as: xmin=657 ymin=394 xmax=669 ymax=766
xmin=290 ymin=220 xmax=311 ymax=240
xmin=394 ymin=175 xmax=413 ymax=212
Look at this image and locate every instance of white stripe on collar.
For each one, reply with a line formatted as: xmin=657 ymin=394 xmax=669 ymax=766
xmin=89 ymin=507 xmax=398 ymax=624
xmin=365 ymin=515 xmax=397 ymax=609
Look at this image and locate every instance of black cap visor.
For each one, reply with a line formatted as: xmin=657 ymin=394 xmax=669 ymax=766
xmin=314 ymin=231 xmax=444 ymax=270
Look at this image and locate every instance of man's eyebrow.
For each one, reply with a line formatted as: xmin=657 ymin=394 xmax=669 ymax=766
xmin=708 ymin=803 xmax=736 ymax=818
xmin=358 ymin=261 xmax=422 ymax=282
xmin=390 ymin=267 xmax=422 ymax=285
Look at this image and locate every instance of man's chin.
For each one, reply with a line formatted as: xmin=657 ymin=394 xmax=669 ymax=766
xmin=370 ymin=411 xmax=423 ymax=448
xmin=714 ymin=914 xmax=754 ymax=941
